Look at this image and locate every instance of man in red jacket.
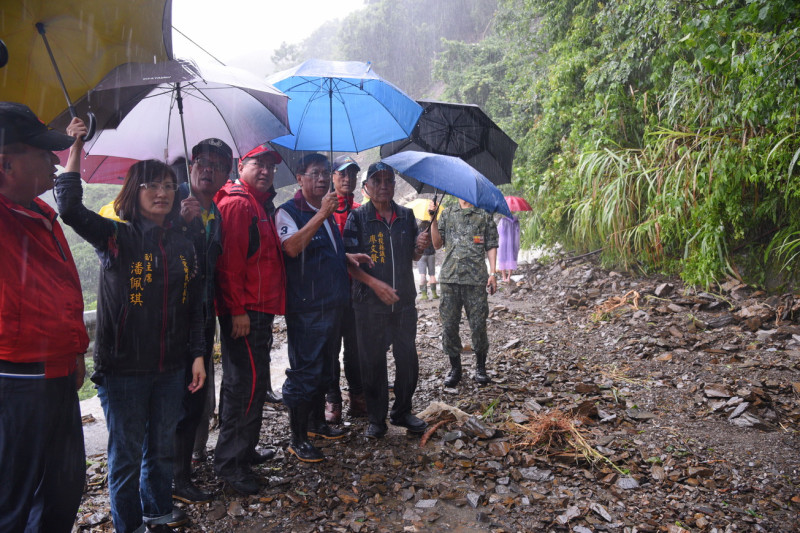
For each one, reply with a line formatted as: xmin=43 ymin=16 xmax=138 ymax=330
xmin=212 ymin=144 xmax=286 ymax=495
xmin=324 ymin=155 xmax=367 ymax=423
xmin=0 ymin=102 xmax=89 ymax=532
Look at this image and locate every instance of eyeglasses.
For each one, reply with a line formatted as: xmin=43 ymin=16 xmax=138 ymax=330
xmin=193 ymin=157 xmax=229 ymax=173
xmin=334 ymin=167 xmax=359 ymax=177
xmin=139 ymin=182 xmax=178 ymax=192
xmin=301 ymin=171 xmax=332 ymax=180
xmin=247 ymin=160 xmax=278 ymax=172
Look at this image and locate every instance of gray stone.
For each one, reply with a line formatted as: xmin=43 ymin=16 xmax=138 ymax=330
xmin=615 ymin=476 xmax=640 ymax=489
xmin=415 ymin=499 xmax=437 ymax=509
xmin=556 ymin=505 xmax=581 ymax=525
xmin=519 ymin=467 xmax=552 ymax=481
xmin=466 ymin=492 xmax=481 ymax=508
xmin=590 ymin=502 xmax=613 ymax=521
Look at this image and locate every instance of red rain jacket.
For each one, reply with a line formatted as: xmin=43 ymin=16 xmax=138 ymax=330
xmin=214 ymin=180 xmax=286 ymax=317
xmin=0 ymin=194 xmax=88 ymax=377
xmin=333 ymin=193 xmax=360 ymax=236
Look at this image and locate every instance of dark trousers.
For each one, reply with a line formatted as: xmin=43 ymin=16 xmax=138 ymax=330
xmin=174 ymin=315 xmax=216 ymax=481
xmin=0 ymin=373 xmax=85 ymax=533
xmin=353 ymin=304 xmax=419 ymax=425
xmin=214 ymin=311 xmax=274 ymax=478
xmin=282 ymin=307 xmax=342 ymax=408
xmin=326 ymin=304 xmax=363 ymax=402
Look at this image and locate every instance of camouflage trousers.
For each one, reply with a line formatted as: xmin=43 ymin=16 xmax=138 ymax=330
xmin=439 ymin=283 xmax=489 ymax=361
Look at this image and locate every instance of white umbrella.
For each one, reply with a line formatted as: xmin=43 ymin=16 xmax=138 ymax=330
xmin=52 ymin=59 xmax=290 ymax=170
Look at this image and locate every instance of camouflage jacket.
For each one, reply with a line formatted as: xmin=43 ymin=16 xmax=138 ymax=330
xmin=438 ymin=205 xmax=499 ymax=286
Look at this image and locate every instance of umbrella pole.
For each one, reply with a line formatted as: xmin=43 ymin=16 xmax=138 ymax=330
xmin=329 ymin=83 xmax=334 ymax=192
xmin=175 ymin=83 xmax=192 ymax=195
xmin=35 ymin=23 xmax=95 ymax=141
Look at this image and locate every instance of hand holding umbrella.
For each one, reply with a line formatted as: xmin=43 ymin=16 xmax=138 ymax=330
xmin=64 ymin=118 xmax=89 ymax=173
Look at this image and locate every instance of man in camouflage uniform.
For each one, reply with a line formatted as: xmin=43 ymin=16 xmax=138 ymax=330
xmin=430 ymin=199 xmax=499 ymax=386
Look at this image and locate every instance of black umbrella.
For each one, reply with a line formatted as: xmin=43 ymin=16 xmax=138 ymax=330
xmin=380 ymin=99 xmax=517 ymax=186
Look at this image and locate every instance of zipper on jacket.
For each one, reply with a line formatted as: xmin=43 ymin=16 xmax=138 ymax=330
xmin=158 ymin=238 xmax=168 ymax=372
xmin=48 ymin=222 xmax=68 ymax=261
xmin=378 ymin=219 xmax=397 ymax=313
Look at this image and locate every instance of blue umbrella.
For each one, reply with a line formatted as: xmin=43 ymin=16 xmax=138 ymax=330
xmin=267 ymin=59 xmax=422 ymax=153
xmin=381 ymin=151 xmax=512 ymax=217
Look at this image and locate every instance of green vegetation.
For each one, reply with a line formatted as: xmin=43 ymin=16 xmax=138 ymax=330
xmin=433 ymin=0 xmax=800 ymax=287
xmin=78 ymin=357 xmax=96 ymax=401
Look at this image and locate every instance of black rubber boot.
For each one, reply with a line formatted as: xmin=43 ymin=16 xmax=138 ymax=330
xmin=308 ymin=394 xmax=345 ymax=440
xmin=264 ymin=364 xmax=282 ymax=404
xmin=288 ymin=404 xmax=324 ymax=463
xmin=443 ymin=354 xmax=462 ymax=387
xmin=475 ymin=353 xmax=490 ymax=384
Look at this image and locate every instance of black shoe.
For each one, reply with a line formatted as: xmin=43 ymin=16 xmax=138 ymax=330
xmin=222 ymin=473 xmax=260 ymax=495
xmin=264 ymin=389 xmax=282 ymax=404
xmin=390 ymin=413 xmax=428 ymax=434
xmin=288 ymin=440 xmax=324 ymax=462
xmin=173 ymin=482 xmax=213 ymax=504
xmin=146 ymin=525 xmax=175 ymax=533
xmin=248 ymin=447 xmax=276 ymax=464
xmin=144 ymin=508 xmax=188 ymax=528
xmin=443 ymin=368 xmax=461 ymax=387
xmin=308 ymin=422 xmax=345 ymax=440
xmin=364 ymin=422 xmax=388 ymax=439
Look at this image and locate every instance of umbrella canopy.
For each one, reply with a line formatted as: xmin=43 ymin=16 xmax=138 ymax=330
xmin=0 ymin=0 xmax=173 ymax=123
xmin=404 ymin=198 xmax=440 ymax=222
xmin=505 ymin=195 xmax=532 ymax=212
xmin=382 ymin=151 xmax=512 ymax=218
xmin=380 ymin=99 xmax=518 ymax=186
xmin=267 ymin=59 xmax=422 ymax=153
xmin=51 ymin=59 xmax=290 ymax=166
xmin=55 ymin=150 xmax=138 ymax=184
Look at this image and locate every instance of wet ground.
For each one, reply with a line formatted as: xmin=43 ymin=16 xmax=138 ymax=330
xmin=74 ymin=255 xmax=800 ymax=532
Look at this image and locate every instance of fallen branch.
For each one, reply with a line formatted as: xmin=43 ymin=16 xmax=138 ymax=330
xmin=563 ymin=248 xmax=603 ymax=263
xmin=419 ymin=420 xmax=448 ymax=448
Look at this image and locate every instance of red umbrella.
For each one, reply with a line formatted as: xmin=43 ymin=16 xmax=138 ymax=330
xmin=56 ymin=149 xmax=138 ymax=184
xmin=504 ymin=196 xmax=532 ymax=212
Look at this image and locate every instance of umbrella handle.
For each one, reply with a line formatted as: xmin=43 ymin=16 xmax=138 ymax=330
xmin=0 ymin=39 xmax=8 ymax=68
xmin=83 ymin=111 xmax=96 ymax=142
xmin=425 ymin=192 xmax=445 ymax=234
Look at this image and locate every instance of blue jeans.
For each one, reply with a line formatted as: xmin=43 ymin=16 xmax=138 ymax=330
xmin=97 ymin=370 xmax=183 ymax=533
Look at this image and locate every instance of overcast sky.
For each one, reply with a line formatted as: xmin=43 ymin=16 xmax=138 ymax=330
xmin=172 ymin=0 xmax=366 ymax=75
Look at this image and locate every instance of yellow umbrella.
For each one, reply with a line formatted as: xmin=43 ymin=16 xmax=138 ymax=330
xmin=0 ymin=0 xmax=173 ymax=123
xmin=404 ymin=198 xmax=440 ymax=221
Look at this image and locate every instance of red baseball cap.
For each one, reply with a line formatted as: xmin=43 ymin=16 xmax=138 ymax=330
xmin=241 ymin=144 xmax=282 ymax=163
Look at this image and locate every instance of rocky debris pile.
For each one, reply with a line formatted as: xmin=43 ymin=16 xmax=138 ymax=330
xmin=75 ymin=254 xmax=800 ymax=532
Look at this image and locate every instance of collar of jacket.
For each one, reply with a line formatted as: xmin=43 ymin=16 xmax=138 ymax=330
xmin=0 ymin=194 xmax=56 ymax=231
xmin=131 ymin=214 xmax=171 ymax=238
xmin=292 ymin=189 xmax=320 ymax=213
xmin=336 ymin=193 xmax=354 ymax=212
xmin=365 ymin=200 xmax=405 ymax=222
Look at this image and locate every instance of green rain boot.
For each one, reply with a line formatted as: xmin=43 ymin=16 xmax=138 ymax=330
xmin=419 ymin=283 xmax=428 ymax=300
xmin=431 ymin=284 xmax=439 ymax=299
